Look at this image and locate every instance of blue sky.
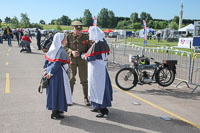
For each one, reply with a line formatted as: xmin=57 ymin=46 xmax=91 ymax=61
xmin=0 ymin=0 xmax=199 ymax=23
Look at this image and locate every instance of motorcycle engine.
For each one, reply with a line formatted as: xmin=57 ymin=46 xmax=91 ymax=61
xmin=142 ymin=71 xmax=152 ymax=84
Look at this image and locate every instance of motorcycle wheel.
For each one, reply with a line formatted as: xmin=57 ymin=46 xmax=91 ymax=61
xmin=156 ymin=67 xmax=175 ymax=87
xmin=115 ymin=68 xmax=138 ymax=90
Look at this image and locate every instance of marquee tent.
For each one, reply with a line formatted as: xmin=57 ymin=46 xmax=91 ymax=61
xmin=178 ymin=24 xmax=194 ymax=32
xmin=104 ymin=29 xmax=113 ymax=33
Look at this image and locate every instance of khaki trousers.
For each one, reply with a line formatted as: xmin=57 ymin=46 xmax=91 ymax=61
xmin=70 ymin=58 xmax=88 ymax=99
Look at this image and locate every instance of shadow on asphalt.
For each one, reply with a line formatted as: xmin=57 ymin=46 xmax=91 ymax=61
xmin=30 ymin=52 xmax=45 ymax=56
xmin=18 ymin=51 xmax=45 ymax=56
xmin=129 ymin=88 xmax=200 ymax=100
xmin=60 ymin=108 xmax=196 ymax=133
xmin=72 ymin=102 xmax=91 ymax=109
xmin=105 ymin=108 xmax=195 ymax=132
xmin=60 ymin=115 xmax=145 ymax=133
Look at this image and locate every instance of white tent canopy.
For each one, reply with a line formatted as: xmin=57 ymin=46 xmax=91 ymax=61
xmin=178 ymin=24 xmax=194 ymax=32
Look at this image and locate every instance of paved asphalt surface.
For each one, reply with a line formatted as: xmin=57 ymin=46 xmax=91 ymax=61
xmin=0 ymin=38 xmax=200 ymax=133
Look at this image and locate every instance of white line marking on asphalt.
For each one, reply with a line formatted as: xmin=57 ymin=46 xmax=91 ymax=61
xmin=5 ymin=73 xmax=10 ymax=94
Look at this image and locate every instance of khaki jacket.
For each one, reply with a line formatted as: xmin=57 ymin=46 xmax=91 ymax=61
xmin=64 ymin=32 xmax=91 ymax=59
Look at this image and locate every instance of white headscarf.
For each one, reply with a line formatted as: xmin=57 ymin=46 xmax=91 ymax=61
xmin=88 ymin=26 xmax=105 ymax=43
xmin=45 ymin=33 xmax=70 ymax=64
xmin=46 ymin=33 xmax=64 ymax=60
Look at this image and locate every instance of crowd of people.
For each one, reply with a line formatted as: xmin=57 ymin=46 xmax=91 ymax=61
xmin=0 ymin=26 xmax=55 ymax=53
xmin=43 ymin=21 xmax=113 ymax=119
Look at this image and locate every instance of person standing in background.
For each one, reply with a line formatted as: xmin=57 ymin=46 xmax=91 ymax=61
xmin=15 ymin=30 xmax=20 ymax=46
xmin=28 ymin=29 xmax=32 ymax=39
xmin=4 ymin=26 xmax=12 ymax=46
xmin=36 ymin=28 xmax=41 ymax=50
xmin=0 ymin=29 xmax=3 ymax=44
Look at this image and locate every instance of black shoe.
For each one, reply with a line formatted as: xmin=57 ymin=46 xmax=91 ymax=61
xmin=51 ymin=111 xmax=64 ymax=119
xmin=90 ymin=108 xmax=100 ymax=112
xmin=56 ymin=110 xmax=64 ymax=114
xmin=68 ymin=102 xmax=73 ymax=106
xmin=84 ymin=98 xmax=90 ymax=106
xmin=96 ymin=108 xmax=109 ymax=118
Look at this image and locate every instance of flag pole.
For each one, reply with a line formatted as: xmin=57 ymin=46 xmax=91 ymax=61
xmin=142 ymin=20 xmax=147 ymax=56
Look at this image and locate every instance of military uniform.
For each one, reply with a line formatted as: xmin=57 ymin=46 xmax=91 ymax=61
xmin=64 ymin=26 xmax=91 ymax=101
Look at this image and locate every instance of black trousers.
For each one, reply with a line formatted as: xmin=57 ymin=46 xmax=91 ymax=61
xmin=37 ymin=38 xmax=41 ymax=50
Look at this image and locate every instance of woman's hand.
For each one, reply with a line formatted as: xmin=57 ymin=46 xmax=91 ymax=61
xmin=81 ymin=55 xmax=86 ymax=60
xmin=72 ymin=51 xmax=79 ymax=57
xmin=46 ymin=74 xmax=51 ymax=79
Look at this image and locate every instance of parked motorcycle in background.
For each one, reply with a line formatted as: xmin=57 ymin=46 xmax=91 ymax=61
xmin=115 ymin=55 xmax=177 ymax=90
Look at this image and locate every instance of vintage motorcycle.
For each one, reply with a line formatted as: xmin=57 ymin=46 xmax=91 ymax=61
xmin=115 ymin=55 xmax=177 ymax=90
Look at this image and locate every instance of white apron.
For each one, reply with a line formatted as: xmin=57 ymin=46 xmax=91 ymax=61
xmin=88 ymin=54 xmax=107 ymax=104
xmin=62 ymin=64 xmax=72 ymax=104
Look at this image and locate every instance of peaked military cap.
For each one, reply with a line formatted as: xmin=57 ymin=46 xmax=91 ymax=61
xmin=72 ymin=21 xmax=84 ymax=26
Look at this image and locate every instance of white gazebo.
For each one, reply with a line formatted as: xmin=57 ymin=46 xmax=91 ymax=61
xmin=178 ymin=24 xmax=194 ymax=32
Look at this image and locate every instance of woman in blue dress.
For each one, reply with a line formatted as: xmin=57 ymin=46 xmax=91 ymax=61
xmin=82 ymin=26 xmax=113 ymax=118
xmin=44 ymin=33 xmax=72 ymax=119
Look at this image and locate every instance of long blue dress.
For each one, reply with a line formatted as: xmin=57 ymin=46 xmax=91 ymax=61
xmin=86 ymin=54 xmax=113 ymax=109
xmin=44 ymin=60 xmax=68 ymax=112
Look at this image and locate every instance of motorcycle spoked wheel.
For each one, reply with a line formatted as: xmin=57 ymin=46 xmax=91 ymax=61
xmin=115 ymin=68 xmax=138 ymax=90
xmin=156 ymin=67 xmax=175 ymax=87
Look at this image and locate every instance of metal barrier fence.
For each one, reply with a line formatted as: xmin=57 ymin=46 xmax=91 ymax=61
xmin=107 ymin=41 xmax=199 ymax=93
xmin=190 ymin=53 xmax=200 ymax=93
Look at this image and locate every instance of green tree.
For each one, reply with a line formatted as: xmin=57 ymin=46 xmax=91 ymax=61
xmin=170 ymin=21 xmax=178 ymax=30
xmin=108 ymin=10 xmax=116 ymax=28
xmin=130 ymin=12 xmax=139 ymax=23
xmin=10 ymin=16 xmax=19 ymax=28
xmin=148 ymin=20 xmax=154 ymax=28
xmin=140 ymin=12 xmax=152 ymax=23
xmin=73 ymin=17 xmax=82 ymax=22
xmin=130 ymin=22 xmax=142 ymax=31
xmin=5 ymin=17 xmax=11 ymax=23
xmin=159 ymin=21 xmax=168 ymax=29
xmin=117 ymin=20 xmax=130 ymax=29
xmin=59 ymin=15 xmax=71 ymax=25
xmin=154 ymin=21 xmax=161 ymax=29
xmin=82 ymin=9 xmax=93 ymax=27
xmin=20 ymin=13 xmax=31 ymax=28
xmin=40 ymin=20 xmax=46 ymax=25
xmin=140 ymin=12 xmax=146 ymax=22
xmin=173 ymin=16 xmax=179 ymax=24
xmin=116 ymin=16 xmax=130 ymax=25
xmin=146 ymin=13 xmax=153 ymax=23
xmin=56 ymin=18 xmax=62 ymax=25
xmin=50 ymin=19 xmax=57 ymax=25
xmin=97 ymin=8 xmax=109 ymax=28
